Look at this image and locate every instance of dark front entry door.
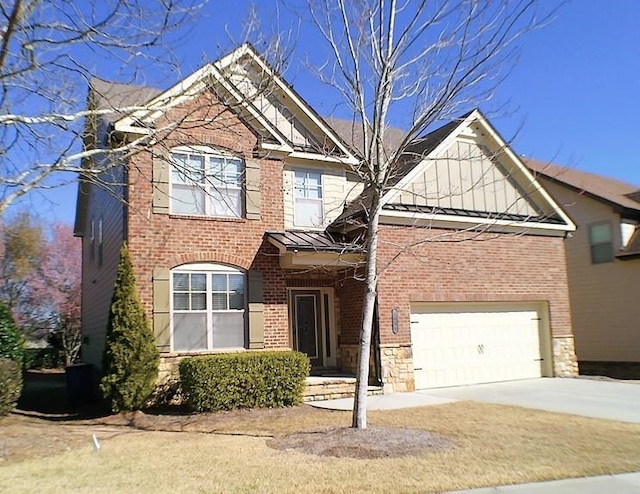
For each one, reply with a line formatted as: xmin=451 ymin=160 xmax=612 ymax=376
xmin=291 ymin=290 xmax=323 ymax=368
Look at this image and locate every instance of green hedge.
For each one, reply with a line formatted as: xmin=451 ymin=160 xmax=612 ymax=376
xmin=0 ymin=358 xmax=23 ymax=415
xmin=179 ymin=351 xmax=310 ymax=412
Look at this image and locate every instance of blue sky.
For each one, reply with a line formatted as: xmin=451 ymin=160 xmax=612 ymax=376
xmin=26 ymin=0 xmax=640 ymax=225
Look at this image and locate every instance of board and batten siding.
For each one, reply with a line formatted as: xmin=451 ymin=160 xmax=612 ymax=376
xmin=80 ymin=164 xmax=126 ymax=370
xmin=540 ymin=178 xmax=640 ymax=363
xmin=283 ymin=164 xmax=364 ymax=229
xmin=396 ymin=139 xmax=540 ymax=216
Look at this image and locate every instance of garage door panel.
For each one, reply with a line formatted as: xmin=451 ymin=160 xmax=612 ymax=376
xmin=411 ymin=307 xmax=544 ymax=389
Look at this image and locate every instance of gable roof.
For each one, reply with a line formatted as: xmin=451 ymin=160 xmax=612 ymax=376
xmin=111 ymin=44 xmax=358 ymax=164
xmin=331 ymin=110 xmax=575 ymax=234
xmin=525 ymin=158 xmax=640 ymax=216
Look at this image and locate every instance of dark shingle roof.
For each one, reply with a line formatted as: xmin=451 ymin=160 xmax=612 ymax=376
xmin=89 ymin=78 xmax=162 ymax=123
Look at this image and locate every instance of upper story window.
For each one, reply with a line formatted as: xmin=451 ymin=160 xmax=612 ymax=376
xmin=294 ymin=169 xmax=323 ymax=227
xmin=171 ymin=264 xmax=246 ymax=351
xmin=97 ymin=217 xmax=103 ymax=266
xmin=89 ymin=218 xmax=95 ymax=262
xmin=170 ymin=147 xmax=244 ymax=218
xmin=588 ymin=222 xmax=614 ymax=264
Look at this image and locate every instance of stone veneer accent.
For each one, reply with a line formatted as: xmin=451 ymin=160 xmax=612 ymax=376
xmin=552 ymin=335 xmax=579 ymax=377
xmin=379 ymin=344 xmax=415 ymax=393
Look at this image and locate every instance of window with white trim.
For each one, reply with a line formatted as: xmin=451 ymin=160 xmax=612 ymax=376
xmin=171 ymin=264 xmax=246 ymax=351
xmin=588 ymin=222 xmax=614 ymax=263
xmin=170 ymin=148 xmax=244 ymax=218
xmin=294 ymin=169 xmax=323 ymax=227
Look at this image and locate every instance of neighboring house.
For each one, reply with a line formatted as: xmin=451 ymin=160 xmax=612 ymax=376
xmin=527 ymin=160 xmax=640 ymax=378
xmin=74 ymin=45 xmax=578 ymax=393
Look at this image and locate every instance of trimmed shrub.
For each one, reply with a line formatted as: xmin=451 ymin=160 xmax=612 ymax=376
xmin=179 ymin=351 xmax=310 ymax=412
xmin=100 ymin=244 xmax=159 ymax=412
xmin=0 ymin=358 xmax=23 ymax=415
xmin=0 ymin=303 xmax=23 ymax=367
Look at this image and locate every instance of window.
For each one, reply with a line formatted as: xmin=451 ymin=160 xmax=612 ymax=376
xmin=89 ymin=218 xmax=95 ymax=262
xmin=97 ymin=217 xmax=103 ymax=266
xmin=172 ymin=264 xmax=245 ymax=351
xmin=589 ymin=222 xmax=614 ymax=263
xmin=170 ymin=148 xmax=244 ymax=218
xmin=294 ymin=169 xmax=323 ymax=227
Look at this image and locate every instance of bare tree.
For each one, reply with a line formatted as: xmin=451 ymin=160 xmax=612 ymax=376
xmin=299 ymin=0 xmax=560 ymax=429
xmin=0 ymin=0 xmax=203 ymax=214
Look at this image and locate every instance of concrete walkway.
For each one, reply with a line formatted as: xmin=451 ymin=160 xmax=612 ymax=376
xmin=446 ymin=472 xmax=640 ymax=493
xmin=309 ymin=391 xmax=457 ymax=410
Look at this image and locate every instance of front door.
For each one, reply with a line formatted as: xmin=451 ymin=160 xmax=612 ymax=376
xmin=291 ymin=290 xmax=323 ymax=368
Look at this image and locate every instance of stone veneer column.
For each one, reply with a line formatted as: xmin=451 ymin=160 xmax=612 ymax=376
xmin=552 ymin=335 xmax=579 ymax=377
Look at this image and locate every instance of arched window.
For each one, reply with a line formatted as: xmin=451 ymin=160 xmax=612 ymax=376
xmin=171 ymin=263 xmax=245 ymax=351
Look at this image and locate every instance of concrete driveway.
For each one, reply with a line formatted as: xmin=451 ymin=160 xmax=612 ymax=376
xmin=419 ymin=377 xmax=640 ymax=423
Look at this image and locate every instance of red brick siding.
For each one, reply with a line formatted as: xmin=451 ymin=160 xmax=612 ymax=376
xmin=126 ymin=90 xmax=291 ymax=351
xmin=374 ymin=225 xmax=573 ymax=345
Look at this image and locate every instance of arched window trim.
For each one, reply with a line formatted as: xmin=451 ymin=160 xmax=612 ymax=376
xmin=170 ymin=263 xmax=246 ymax=352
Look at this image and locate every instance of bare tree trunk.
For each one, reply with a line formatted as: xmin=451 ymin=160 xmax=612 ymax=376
xmin=352 ymin=192 xmax=381 ymax=429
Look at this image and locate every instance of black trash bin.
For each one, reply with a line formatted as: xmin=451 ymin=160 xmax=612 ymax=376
xmin=65 ymin=363 xmax=95 ymax=406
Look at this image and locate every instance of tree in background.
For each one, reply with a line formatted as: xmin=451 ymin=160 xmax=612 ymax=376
xmin=100 ymin=244 xmax=159 ymax=412
xmin=37 ymin=224 xmax=82 ymax=366
xmin=0 ymin=215 xmax=81 ymax=365
xmin=0 ymin=213 xmax=44 ymax=333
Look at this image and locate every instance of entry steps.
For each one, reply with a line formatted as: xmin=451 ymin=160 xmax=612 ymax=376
xmin=304 ymin=375 xmax=384 ymax=402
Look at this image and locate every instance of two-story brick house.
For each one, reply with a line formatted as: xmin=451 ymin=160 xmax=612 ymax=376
xmin=75 ymin=45 xmax=579 ymax=393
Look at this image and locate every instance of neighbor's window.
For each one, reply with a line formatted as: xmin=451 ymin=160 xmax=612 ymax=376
xmin=294 ymin=169 xmax=323 ymax=227
xmin=170 ymin=148 xmax=244 ymax=218
xmin=97 ymin=217 xmax=104 ymax=266
xmin=589 ymin=222 xmax=614 ymax=263
xmin=89 ymin=218 xmax=95 ymax=262
xmin=171 ymin=264 xmax=245 ymax=351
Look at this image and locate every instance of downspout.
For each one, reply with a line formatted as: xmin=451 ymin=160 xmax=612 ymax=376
xmin=373 ymin=297 xmax=383 ymax=387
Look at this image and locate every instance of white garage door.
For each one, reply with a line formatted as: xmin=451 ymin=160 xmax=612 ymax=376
xmin=411 ymin=305 xmax=547 ymax=389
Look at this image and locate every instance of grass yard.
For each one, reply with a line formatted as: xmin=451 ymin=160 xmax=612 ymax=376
xmin=2 ymin=401 xmax=640 ymax=493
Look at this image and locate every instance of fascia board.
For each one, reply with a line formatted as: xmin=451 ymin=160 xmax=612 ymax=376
xmin=114 ymin=66 xmax=215 ymax=130
xmin=381 ymin=208 xmax=575 ymax=234
xmin=475 ymin=113 xmax=577 ymax=231
xmin=229 ymin=46 xmax=359 ymax=163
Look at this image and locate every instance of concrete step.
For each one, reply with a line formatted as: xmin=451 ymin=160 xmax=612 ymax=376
xmin=304 ymin=376 xmax=384 ymax=402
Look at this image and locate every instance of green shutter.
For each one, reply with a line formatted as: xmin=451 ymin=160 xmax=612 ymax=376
xmin=247 ymin=270 xmax=264 ymax=349
xmin=153 ymin=268 xmax=171 ymax=352
xmin=152 ymin=153 xmax=170 ymax=214
xmin=245 ymin=159 xmax=261 ymax=220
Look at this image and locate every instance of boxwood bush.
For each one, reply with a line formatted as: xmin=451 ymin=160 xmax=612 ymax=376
xmin=179 ymin=351 xmax=310 ymax=412
xmin=0 ymin=358 xmax=23 ymax=415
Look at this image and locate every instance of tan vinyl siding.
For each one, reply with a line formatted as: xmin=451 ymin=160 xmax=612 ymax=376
xmin=283 ymin=164 xmax=364 ymax=229
xmin=540 ymin=178 xmax=640 ymax=363
xmin=80 ymin=164 xmax=126 ymax=370
xmin=397 ymin=139 xmax=539 ymax=216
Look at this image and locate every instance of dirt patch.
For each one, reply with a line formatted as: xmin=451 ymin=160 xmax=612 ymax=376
xmin=268 ymin=426 xmax=454 ymax=459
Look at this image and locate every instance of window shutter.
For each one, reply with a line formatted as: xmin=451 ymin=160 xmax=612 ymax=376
xmin=247 ymin=270 xmax=264 ymax=349
xmin=153 ymin=268 xmax=171 ymax=352
xmin=245 ymin=159 xmax=261 ymax=220
xmin=152 ymin=153 xmax=170 ymax=214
